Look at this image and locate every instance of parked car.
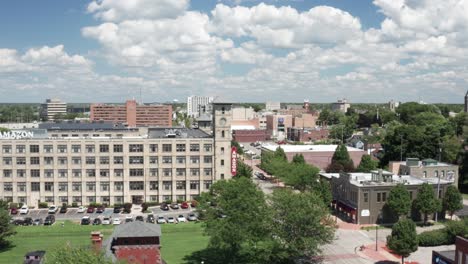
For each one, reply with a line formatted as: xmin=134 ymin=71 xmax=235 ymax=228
xmin=181 ymin=202 xmax=189 ymax=209
xmin=10 ymin=208 xmax=18 ymax=215
xmin=48 ymin=205 xmax=58 ymax=214
xmin=23 ymin=217 xmax=33 ymax=226
xmin=93 ymin=218 xmax=101 ymax=225
xmin=96 ymin=206 xmax=105 ymax=213
xmin=135 ymin=215 xmax=144 ymax=222
xmin=13 ymin=218 xmax=24 ymax=225
xmin=113 ymin=206 xmax=122 ymax=214
xmin=125 ymin=215 xmax=133 ymax=223
xmin=146 ymin=214 xmax=155 ymax=223
xmin=170 ymin=203 xmax=179 ymax=210
xmin=113 ymin=218 xmax=121 ymax=225
xmin=160 ymin=203 xmax=169 ymax=211
xmin=177 ymin=215 xmax=187 ymax=223
xmin=102 ymin=216 xmax=112 ymax=225
xmin=19 ymin=205 xmax=29 ymax=214
xmin=81 ymin=216 xmax=91 ymax=225
xmin=188 ymin=213 xmax=198 ymax=221
xmin=44 ymin=215 xmax=55 ymax=225
xmin=33 ymin=218 xmax=43 ymax=226
xmin=87 ymin=207 xmax=95 ymax=214
xmin=77 ymin=206 xmax=86 ymax=213
xmin=167 ymin=216 xmax=176 ymax=223
xmin=157 ymin=216 xmax=166 ymax=224
xmin=59 ymin=206 xmax=68 ymax=214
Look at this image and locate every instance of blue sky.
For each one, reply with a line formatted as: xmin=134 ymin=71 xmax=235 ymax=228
xmin=0 ymin=0 xmax=466 ymax=103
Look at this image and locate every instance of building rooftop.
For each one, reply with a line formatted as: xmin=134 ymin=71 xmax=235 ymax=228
xmin=262 ymin=143 xmax=364 ymax=153
xmin=148 ymin=128 xmax=211 ymax=139
xmin=112 ymin=221 xmax=161 ymax=238
xmin=395 ymin=160 xmax=456 ymax=167
xmin=39 ymin=122 xmax=136 ymax=131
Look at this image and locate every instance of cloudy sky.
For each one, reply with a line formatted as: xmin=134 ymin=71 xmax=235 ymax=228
xmin=0 ymin=0 xmax=467 ymax=103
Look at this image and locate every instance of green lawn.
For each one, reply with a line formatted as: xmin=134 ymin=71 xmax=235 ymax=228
xmin=462 ymin=193 xmax=468 ymax=200
xmin=0 ymin=221 xmax=208 ymax=264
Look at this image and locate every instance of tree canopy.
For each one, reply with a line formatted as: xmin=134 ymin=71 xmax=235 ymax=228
xmin=443 ymin=185 xmax=463 ymax=219
xmin=326 ymin=144 xmax=354 ymax=172
xmin=45 ymin=244 xmax=118 ymax=264
xmin=0 ymin=208 xmax=16 ymax=249
xmin=356 ymin=155 xmax=378 ymax=172
xmin=386 ymin=219 xmax=418 ymax=264
xmin=386 ymin=184 xmax=411 ymax=218
xmin=413 ymin=183 xmax=442 ymax=225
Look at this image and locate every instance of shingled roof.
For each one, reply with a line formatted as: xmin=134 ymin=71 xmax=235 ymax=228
xmin=112 ymin=221 xmax=161 ymax=238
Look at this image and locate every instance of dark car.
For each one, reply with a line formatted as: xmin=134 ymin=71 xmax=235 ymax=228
xmin=92 ymin=218 xmax=101 ymax=225
xmin=44 ymin=215 xmax=55 ymax=225
xmin=135 ymin=216 xmax=144 ymax=222
xmin=181 ymin=202 xmax=189 ymax=209
xmin=10 ymin=208 xmax=18 ymax=215
xmin=96 ymin=206 xmax=105 ymax=213
xmin=81 ymin=216 xmax=91 ymax=225
xmin=87 ymin=207 xmax=95 ymax=214
xmin=59 ymin=206 xmax=68 ymax=214
xmin=170 ymin=203 xmax=179 ymax=210
xmin=33 ymin=218 xmax=43 ymax=226
xmin=146 ymin=214 xmax=155 ymax=223
xmin=113 ymin=207 xmax=122 ymax=214
xmin=13 ymin=218 xmax=24 ymax=225
xmin=160 ymin=203 xmax=169 ymax=211
xmin=23 ymin=217 xmax=33 ymax=226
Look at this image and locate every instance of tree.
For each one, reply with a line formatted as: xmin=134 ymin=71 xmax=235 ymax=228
xmin=386 ymin=219 xmax=418 ymax=264
xmin=314 ymin=180 xmax=333 ymax=206
xmin=269 ymin=189 xmax=335 ymax=262
xmin=414 ymin=183 xmax=442 ymax=225
xmin=356 ymin=155 xmax=378 ymax=172
xmin=282 ymin=163 xmax=319 ymax=192
xmin=386 ymin=184 xmax=411 ymax=218
xmin=0 ymin=209 xmax=16 ymax=248
xmin=231 ymin=140 xmax=244 ymax=155
xmin=443 ymin=185 xmax=463 ymax=219
xmin=45 ymin=244 xmax=117 ymax=264
xmin=326 ymin=144 xmax=354 ymax=172
xmin=0 ymin=200 xmax=8 ymax=210
xmin=274 ymin=147 xmax=287 ymax=161
xmin=236 ymin=159 xmax=252 ymax=178
xmin=292 ymin=154 xmax=305 ymax=164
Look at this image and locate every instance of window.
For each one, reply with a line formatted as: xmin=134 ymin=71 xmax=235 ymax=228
xmin=204 ymin=168 xmax=212 ymax=176
xmin=221 ymin=159 xmax=225 ymax=166
xmin=176 ymin=168 xmax=186 ymax=176
xmin=30 ymin=157 xmax=40 ymax=165
xmin=221 ymin=147 xmax=225 ymax=154
xmin=114 ymin=196 xmax=123 ymax=204
xmin=3 ymin=182 xmax=12 ymax=191
xmin=58 ymin=182 xmax=68 ymax=192
xmin=190 ymin=144 xmax=200 ymax=152
xmin=114 ymin=182 xmax=123 ymax=191
xmin=190 ymin=156 xmax=200 ymax=164
xmin=99 ymin=144 xmax=109 ymax=153
xmin=86 ymin=157 xmax=95 ymax=165
xmin=113 ymin=156 xmax=124 ymax=164
xmin=100 ymin=169 xmax=109 ymax=177
xmin=204 ymin=180 xmax=212 ymax=189
xmin=114 ymin=169 xmax=123 ymax=177
xmin=30 ymin=145 xmax=40 ymax=153
xmin=129 ymin=181 xmax=144 ymax=190
xmin=441 ymin=170 xmax=445 ymax=178
xmin=150 ymin=169 xmax=158 ymax=177
xmin=58 ymin=169 xmax=68 ymax=178
xmin=44 ymin=157 xmax=54 ymax=165
xmin=204 ymin=144 xmax=212 ymax=152
xmin=163 ymin=168 xmax=172 ymax=177
xmin=129 ymin=144 xmax=143 ymax=152
xmin=17 ymin=169 xmax=25 ymax=178
xmin=18 ymin=197 xmax=26 ymax=204
xmin=44 ymin=170 xmax=54 ymax=178
xmin=30 ymin=169 xmax=40 ymax=178
xmin=150 ymin=195 xmax=158 ymax=202
xmin=86 ymin=182 xmax=96 ymax=192
xmin=423 ymin=171 xmax=427 ymax=178
xmin=221 ymin=130 xmax=225 ymax=138
xmin=72 ymin=182 xmax=81 ymax=192
xmin=130 ymin=169 xmax=144 ymax=177
xmin=58 ymin=145 xmax=67 ymax=153
xmin=100 ymin=182 xmax=109 ymax=191
xmin=73 ymin=196 xmax=82 ymax=203
xmin=149 ymin=181 xmax=158 ymax=190
xmin=163 ymin=181 xmax=172 ymax=190
xmin=162 ymin=144 xmax=172 ymax=152
xmin=363 ymin=193 xmax=368 ymax=203
xmin=3 ymin=169 xmax=12 ymax=178
xmin=72 ymin=157 xmax=81 ymax=165
xmin=113 ymin=144 xmax=123 ymax=152
xmin=162 ymin=156 xmax=172 ymax=164
xmin=72 ymin=145 xmax=81 ymax=153
xmin=17 ymin=182 xmax=26 ymax=192
xmin=87 ymin=196 xmax=96 ymax=203
xmin=31 ymin=182 xmax=40 ymax=192
xmin=86 ymin=145 xmax=95 ymax=153
xmin=434 ymin=170 xmax=438 ymax=177
xmin=377 ymin=193 xmax=381 ymax=202
xmin=221 ymin=106 xmax=225 ymax=114
xmin=72 ymin=170 xmax=82 ymax=178
xmin=176 ymin=144 xmax=186 ymax=152
xmin=204 ymin=156 xmax=212 ymax=163
xmin=221 ymin=174 xmax=225 ymax=179
xmin=2 ymin=157 xmax=12 ymax=165
xmin=16 ymin=145 xmax=25 ymax=153
xmin=382 ymin=192 xmax=387 ymax=202
xmin=59 ymin=196 xmax=68 ymax=203
xmin=176 ymin=181 xmax=186 ymax=190
xmin=149 ymin=156 xmax=158 ymax=164
xmin=45 ymin=182 xmax=54 ymax=192
xmin=176 ymin=156 xmax=185 ymax=164
xmin=2 ymin=145 xmax=12 ymax=153
xmin=150 ymin=144 xmax=158 ymax=152
xmin=190 ymin=181 xmax=199 ymax=190
xmin=16 ymin=157 xmax=26 ymax=165
xmin=86 ymin=169 xmax=96 ymax=177
xmin=45 ymin=196 xmax=54 ymax=203
xmin=58 ymin=157 xmax=67 ymax=165
xmin=190 ymin=168 xmax=200 ymax=176
xmin=129 ymin=156 xmax=144 ymax=164
xmin=43 ymin=145 xmax=53 ymax=153
xmin=99 ymin=156 xmax=110 ymax=164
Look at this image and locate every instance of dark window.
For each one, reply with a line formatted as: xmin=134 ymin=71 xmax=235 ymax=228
xmin=99 ymin=144 xmax=109 ymax=153
xmin=129 ymin=144 xmax=143 ymax=152
xmin=150 ymin=144 xmax=158 ymax=152
xmin=162 ymin=144 xmax=172 ymax=152
xmin=176 ymin=144 xmax=186 ymax=152
xmin=377 ymin=193 xmax=381 ymax=202
xmin=29 ymin=145 xmax=39 ymax=153
xmin=113 ymin=144 xmax=123 ymax=152
xmin=149 ymin=181 xmax=158 ymax=190
xmin=129 ymin=181 xmax=144 ymax=190
xmin=190 ymin=144 xmax=200 ymax=152
xmin=130 ymin=169 xmax=144 ymax=177
xmin=129 ymin=156 xmax=144 ymax=164
xmin=363 ymin=193 xmax=368 ymax=203
xmin=113 ymin=156 xmax=124 ymax=164
xmin=31 ymin=182 xmax=40 ymax=192
xmin=30 ymin=157 xmax=40 ymax=165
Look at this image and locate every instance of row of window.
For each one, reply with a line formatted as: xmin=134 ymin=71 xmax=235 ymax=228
xmin=2 ymin=180 xmax=212 ymax=192
xmin=2 ymin=155 xmax=213 ymax=165
xmin=2 ymin=168 xmax=213 ymax=178
xmin=1 ymin=143 xmax=213 ymax=154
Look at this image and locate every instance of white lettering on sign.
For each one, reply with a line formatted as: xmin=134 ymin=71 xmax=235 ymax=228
xmin=231 ymin=147 xmax=237 ymax=176
xmin=0 ymin=131 xmax=34 ymax=140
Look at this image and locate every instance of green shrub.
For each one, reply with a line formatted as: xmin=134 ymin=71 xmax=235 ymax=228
xmin=88 ymin=202 xmax=102 ymax=208
xmin=418 ymin=229 xmax=451 ymax=246
xmin=445 ymin=220 xmax=468 ymax=241
xmin=143 ymin=202 xmax=160 ymax=206
xmin=71 ymin=202 xmax=78 ymax=208
xmin=38 ymin=202 xmax=48 ymax=208
xmin=141 ymin=203 xmax=148 ymax=212
xmin=123 ymin=203 xmax=132 ymax=213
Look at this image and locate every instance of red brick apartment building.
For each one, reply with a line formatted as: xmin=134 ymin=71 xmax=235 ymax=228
xmin=90 ymin=100 xmax=172 ymax=127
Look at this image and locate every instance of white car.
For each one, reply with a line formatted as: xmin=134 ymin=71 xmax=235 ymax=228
xmin=77 ymin=206 xmax=86 ymax=213
xmin=113 ymin=218 xmax=121 ymax=225
xmin=102 ymin=216 xmax=112 ymax=225
xmin=177 ymin=215 xmax=187 ymax=223
xmin=48 ymin=205 xmax=58 ymax=214
xmin=19 ymin=205 xmax=29 ymax=214
xmin=188 ymin=213 xmax=198 ymax=221
xmin=157 ymin=216 xmax=166 ymax=224
xmin=167 ymin=216 xmax=176 ymax=223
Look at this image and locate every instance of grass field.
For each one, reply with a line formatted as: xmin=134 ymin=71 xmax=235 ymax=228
xmin=0 ymin=220 xmax=208 ymax=264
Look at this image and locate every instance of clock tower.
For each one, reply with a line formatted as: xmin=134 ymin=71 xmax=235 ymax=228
xmin=212 ymin=101 xmax=233 ymax=180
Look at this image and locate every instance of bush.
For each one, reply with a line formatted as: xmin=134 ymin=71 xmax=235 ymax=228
xmin=38 ymin=202 xmax=48 ymax=208
xmin=61 ymin=203 xmax=68 ymax=209
xmin=113 ymin=204 xmax=122 ymax=208
xmin=445 ymin=220 xmax=468 ymax=241
xmin=418 ymin=229 xmax=451 ymax=246
xmin=141 ymin=203 xmax=148 ymax=212
xmin=71 ymin=202 xmax=78 ymax=208
xmin=123 ymin=203 xmax=132 ymax=214
xmin=143 ymin=202 xmax=160 ymax=206
xmin=88 ymin=202 xmax=102 ymax=208
xmin=9 ymin=203 xmax=18 ymax=209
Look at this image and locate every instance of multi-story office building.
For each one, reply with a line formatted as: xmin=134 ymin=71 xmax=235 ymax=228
xmin=187 ymin=96 xmax=213 ymax=118
xmin=90 ymin=100 xmax=172 ymax=127
xmin=331 ymin=98 xmax=350 ymax=113
xmin=0 ymin=104 xmax=233 ymax=207
xmin=265 ymin=101 xmax=280 ymax=111
xmin=390 ymin=158 xmax=459 ymax=187
xmin=40 ymin=98 xmax=67 ymax=121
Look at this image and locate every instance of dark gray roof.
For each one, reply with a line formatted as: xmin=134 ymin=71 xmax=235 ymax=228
xmin=148 ymin=127 xmax=211 ymax=139
xmin=197 ymin=114 xmax=212 ymax=122
xmin=112 ymin=221 xmax=161 ymax=238
xmin=39 ymin=122 xmax=136 ymax=131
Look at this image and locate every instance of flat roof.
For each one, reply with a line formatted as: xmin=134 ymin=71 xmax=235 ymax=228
xmin=395 ymin=161 xmax=456 ymax=167
xmin=148 ymin=128 xmax=211 ymax=139
xmin=39 ymin=122 xmax=136 ymax=131
xmin=262 ymin=144 xmax=364 ymax=153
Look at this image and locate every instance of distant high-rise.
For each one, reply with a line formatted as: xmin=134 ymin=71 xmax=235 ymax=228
xmin=465 ymin=91 xmax=468 ymax=113
xmin=40 ymin=98 xmax=67 ymax=121
xmin=187 ymin=96 xmax=213 ymax=118
xmin=331 ymin=98 xmax=350 ymax=113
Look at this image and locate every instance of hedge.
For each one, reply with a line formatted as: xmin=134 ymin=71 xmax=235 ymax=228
xmin=418 ymin=229 xmax=451 ymax=246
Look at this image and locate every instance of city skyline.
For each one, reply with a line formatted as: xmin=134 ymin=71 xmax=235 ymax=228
xmin=0 ymin=0 xmax=467 ymax=103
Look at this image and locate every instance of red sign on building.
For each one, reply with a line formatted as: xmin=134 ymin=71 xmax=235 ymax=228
xmin=231 ymin=147 xmax=237 ymax=176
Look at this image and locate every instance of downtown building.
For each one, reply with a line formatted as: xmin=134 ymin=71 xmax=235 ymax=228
xmin=0 ymin=103 xmax=233 ymax=207
xmin=40 ymin=98 xmax=67 ymax=121
xmin=187 ymin=96 xmax=213 ymax=118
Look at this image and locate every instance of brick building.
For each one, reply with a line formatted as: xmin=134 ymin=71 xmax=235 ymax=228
xmin=232 ymin=129 xmax=270 ymax=142
xmin=287 ymin=127 xmax=329 ymax=142
xmin=90 ymin=100 xmax=172 ymax=127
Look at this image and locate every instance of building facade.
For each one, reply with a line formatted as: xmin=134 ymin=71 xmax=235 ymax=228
xmin=40 ymin=99 xmax=67 ymax=121
xmin=265 ymin=101 xmax=281 ymax=111
xmin=90 ymin=100 xmax=172 ymax=127
xmin=331 ymin=99 xmax=350 ymax=113
xmin=286 ymin=127 xmax=329 ymax=142
xmin=390 ymin=158 xmax=459 ymax=187
xmin=187 ymin=96 xmax=213 ymax=118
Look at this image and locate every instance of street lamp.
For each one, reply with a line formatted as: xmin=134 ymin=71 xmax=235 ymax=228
xmin=375 ymin=212 xmax=382 ymax=251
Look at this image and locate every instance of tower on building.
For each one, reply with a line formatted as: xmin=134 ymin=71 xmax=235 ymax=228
xmin=212 ymin=101 xmax=233 ymax=180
